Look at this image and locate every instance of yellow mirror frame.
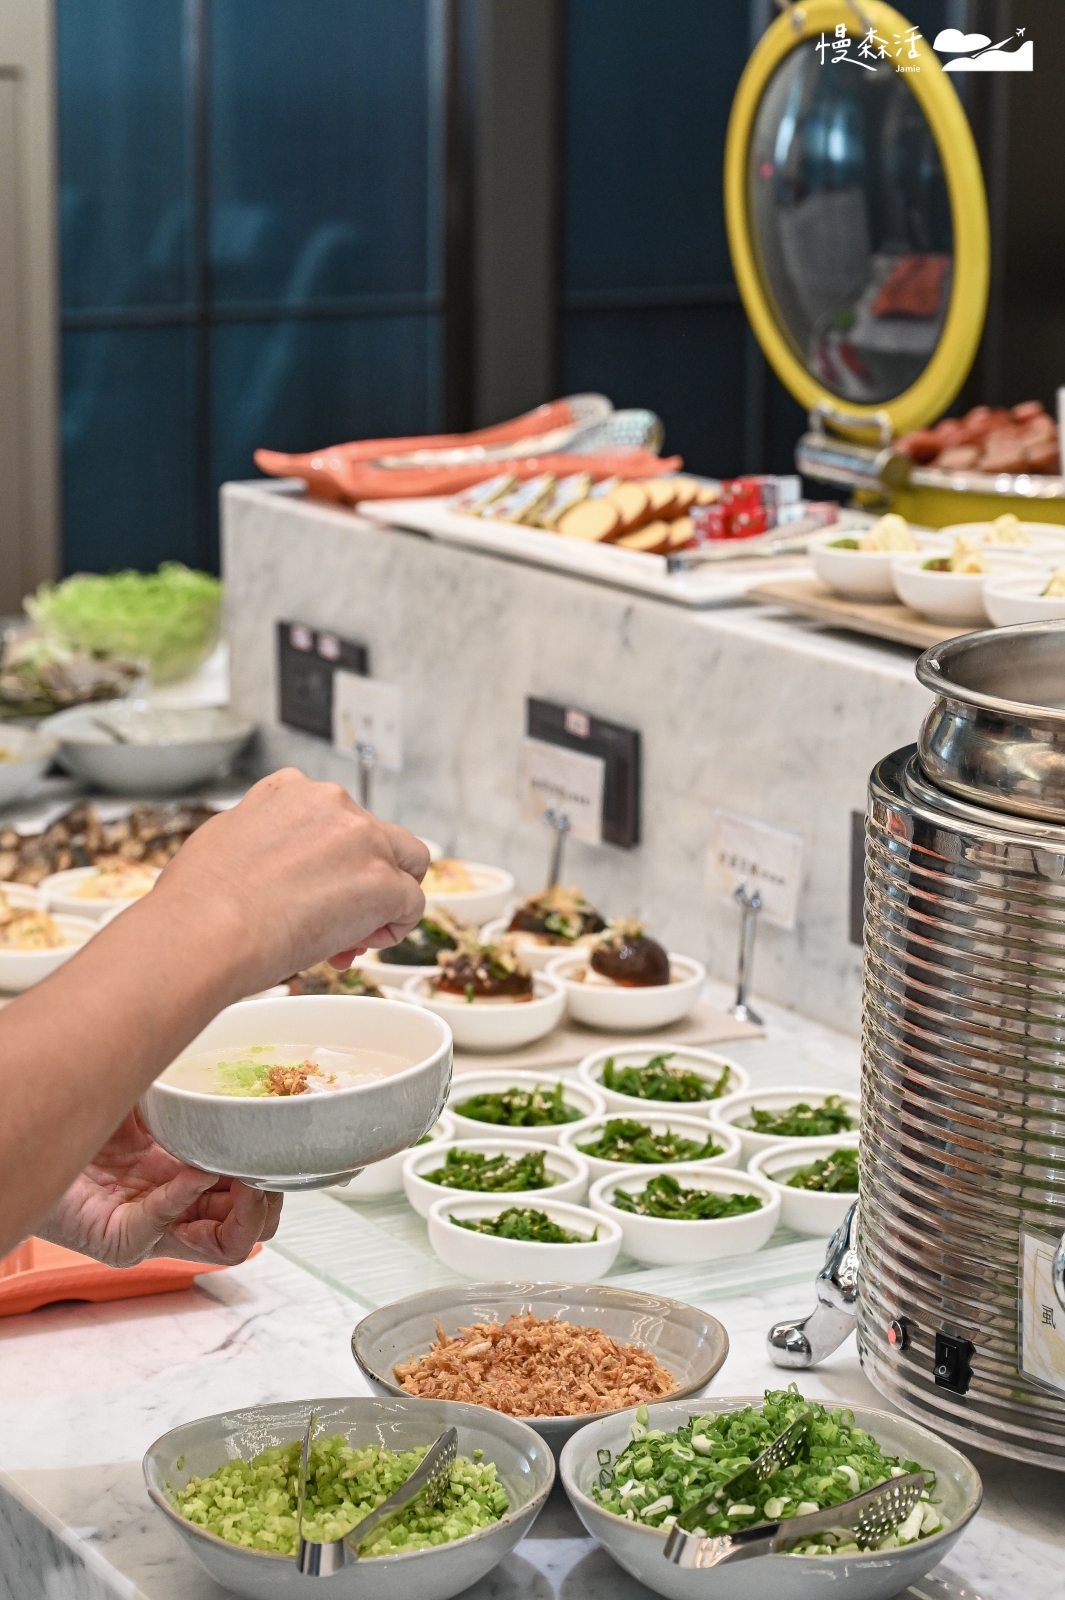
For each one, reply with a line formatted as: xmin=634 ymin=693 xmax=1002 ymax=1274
xmin=725 ymin=0 xmax=989 ymax=437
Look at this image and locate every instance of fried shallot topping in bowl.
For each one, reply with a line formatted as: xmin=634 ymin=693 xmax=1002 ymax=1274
xmin=393 ymin=1312 xmax=676 ymax=1417
xmin=435 ymin=936 xmax=534 ymax=1000
xmin=507 ymin=883 xmax=606 ymax=944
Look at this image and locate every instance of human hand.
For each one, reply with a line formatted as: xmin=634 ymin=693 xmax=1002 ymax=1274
xmin=143 ymin=768 xmax=428 ymax=996
xmin=38 ymin=1110 xmax=283 ymax=1268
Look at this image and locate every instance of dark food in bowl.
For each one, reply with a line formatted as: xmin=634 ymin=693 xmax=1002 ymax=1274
xmin=287 ymin=961 xmax=383 ymax=998
xmin=507 ymin=883 xmax=606 ymax=944
xmin=451 ymin=1206 xmax=592 ymax=1243
xmin=453 ymin=1082 xmax=581 ymax=1127
xmin=786 ymin=1148 xmax=860 ymax=1193
xmin=423 ymin=1148 xmax=554 ymax=1191
xmin=746 ymin=1095 xmax=857 ymax=1138
xmin=378 ymin=909 xmax=462 ymax=967
xmin=577 ymin=1118 xmax=723 ymax=1165
xmin=601 ymin=1051 xmax=731 ymax=1102
xmin=590 ymin=920 xmax=670 ymax=987
xmin=0 ymin=800 xmax=216 ymax=885
xmin=435 ymin=937 xmax=534 ymax=1000
xmin=0 ymin=634 xmax=142 ymax=719
xmin=610 ymin=1172 xmax=761 ymax=1221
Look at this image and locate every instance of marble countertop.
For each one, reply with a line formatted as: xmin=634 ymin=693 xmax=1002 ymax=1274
xmin=2 ymin=992 xmax=1062 ymax=1600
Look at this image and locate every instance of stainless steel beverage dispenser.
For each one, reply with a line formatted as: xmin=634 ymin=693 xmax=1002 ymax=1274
xmin=770 ymin=622 xmax=1065 ymax=1470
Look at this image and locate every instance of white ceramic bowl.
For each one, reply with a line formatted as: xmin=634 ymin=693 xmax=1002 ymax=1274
xmin=0 ymin=724 xmax=58 ymax=808
xmin=890 ymin=549 xmax=1037 ymax=624
xmin=939 ymin=519 xmax=1065 ymax=553
xmin=446 ymin=1070 xmax=606 ymax=1145
xmin=0 ymin=910 xmax=97 ymax=991
xmin=39 ymin=863 xmax=161 ymax=919
xmin=353 ymin=948 xmax=455 ymax=987
xmin=709 ymin=1084 xmax=861 ymax=1167
xmin=428 ymin=1193 xmax=621 ymax=1282
xmin=558 ymin=1112 xmax=742 ymax=1187
xmin=588 ymin=1164 xmax=779 ymax=1267
xmin=139 ymin=994 xmax=453 ymax=1191
xmin=423 ymin=862 xmax=515 ymax=923
xmin=41 ymin=704 xmax=254 ymax=796
xmin=403 ymin=1137 xmax=590 ymax=1217
xmin=560 ymin=1396 xmax=982 ymax=1600
xmin=748 ymin=1132 xmax=860 ymax=1235
xmin=480 ymin=915 xmax=601 ymax=972
xmin=576 ymin=1044 xmax=748 ymax=1115
xmin=328 ymin=1112 xmax=457 ymax=1199
xmin=545 ymin=951 xmax=705 ymax=1031
xmin=0 ymin=882 xmax=42 ymax=912
xmin=807 ymin=527 xmax=946 ymax=602
xmin=983 ymin=571 xmax=1065 ymax=626
xmin=144 ymin=1394 xmax=555 ymax=1600
xmin=403 ymin=970 xmax=565 ymax=1052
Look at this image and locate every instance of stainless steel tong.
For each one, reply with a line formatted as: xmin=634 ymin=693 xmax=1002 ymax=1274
xmin=295 ymin=1411 xmax=458 ymax=1575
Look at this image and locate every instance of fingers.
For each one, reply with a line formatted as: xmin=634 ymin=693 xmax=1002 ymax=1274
xmin=382 ymin=822 xmax=430 ymax=883
xmin=163 ymin=1180 xmax=279 ymax=1265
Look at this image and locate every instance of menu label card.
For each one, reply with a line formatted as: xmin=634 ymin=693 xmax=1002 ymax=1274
xmin=520 ymin=737 xmax=605 ymax=846
xmin=707 ymin=809 xmax=804 ymax=930
xmin=333 ymin=671 xmax=403 ymax=771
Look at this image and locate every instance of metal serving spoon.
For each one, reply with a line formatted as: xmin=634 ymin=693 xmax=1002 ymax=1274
xmin=295 ymin=1411 xmax=458 ymax=1575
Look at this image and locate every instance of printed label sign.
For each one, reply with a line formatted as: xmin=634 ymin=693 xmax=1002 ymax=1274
xmin=333 ymin=671 xmax=403 ymax=771
xmin=520 ymin=737 xmax=605 ymax=846
xmin=1020 ymin=1229 xmax=1065 ymax=1395
xmin=707 ymin=809 xmax=804 ymax=931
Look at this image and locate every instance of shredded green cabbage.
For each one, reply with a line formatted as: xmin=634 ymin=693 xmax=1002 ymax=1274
xmin=28 ymin=563 xmax=222 ymax=684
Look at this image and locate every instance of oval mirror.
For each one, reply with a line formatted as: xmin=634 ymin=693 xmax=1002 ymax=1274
xmin=726 ymin=2 xmax=989 ymax=436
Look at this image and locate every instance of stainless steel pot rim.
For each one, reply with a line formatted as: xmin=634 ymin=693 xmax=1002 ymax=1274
xmin=899 ymin=751 xmax=1065 ymax=843
xmin=917 ymin=621 xmax=1065 ymax=722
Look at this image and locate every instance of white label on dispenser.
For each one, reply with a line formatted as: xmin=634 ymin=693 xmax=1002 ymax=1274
xmin=1020 ymin=1229 xmax=1065 ymax=1395
xmin=707 ymin=809 xmax=804 ymax=931
xmin=333 ymin=672 xmax=403 ymax=771
xmin=520 ymin=737 xmax=604 ymax=846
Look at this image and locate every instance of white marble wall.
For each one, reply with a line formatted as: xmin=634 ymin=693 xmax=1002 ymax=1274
xmin=223 ymin=482 xmax=932 ymax=1033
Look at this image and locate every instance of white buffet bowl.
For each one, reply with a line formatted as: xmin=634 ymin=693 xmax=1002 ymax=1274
xmin=42 ymin=703 xmax=254 ymax=796
xmin=576 ymin=1044 xmax=748 ymax=1115
xmin=939 ymin=519 xmax=1065 ymax=553
xmin=139 ymin=994 xmax=453 ymax=1191
xmin=480 ymin=916 xmax=600 ymax=972
xmin=353 ymin=948 xmax=456 ymax=987
xmin=0 ymin=911 xmax=98 ymax=991
xmin=38 ymin=863 xmax=161 ymax=919
xmin=423 ymin=862 xmax=516 ymax=923
xmin=446 ymin=1070 xmax=606 ymax=1145
xmin=890 ymin=549 xmax=1036 ymax=624
xmin=557 ymin=1112 xmax=741 ymax=1187
xmin=0 ymin=724 xmax=58 ymax=808
xmin=559 ymin=1396 xmax=982 ymax=1600
xmin=403 ymin=970 xmax=565 ymax=1052
xmin=748 ymin=1132 xmax=860 ymax=1235
xmin=428 ymin=1193 xmax=621 ymax=1282
xmin=544 ymin=951 xmax=705 ymax=1031
xmin=807 ymin=527 xmax=946 ymax=602
xmin=708 ymin=1084 xmax=861 ymax=1167
xmin=588 ymin=1164 xmax=779 ymax=1267
xmin=983 ymin=571 xmax=1065 ymax=626
xmin=403 ymin=1137 xmax=590 ymax=1217
xmin=328 ymin=1112 xmax=457 ymax=1199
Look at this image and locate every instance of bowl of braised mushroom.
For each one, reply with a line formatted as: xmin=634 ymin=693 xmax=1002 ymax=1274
xmin=546 ymin=921 xmax=704 ymax=1031
xmin=404 ymin=935 xmax=566 ymax=1050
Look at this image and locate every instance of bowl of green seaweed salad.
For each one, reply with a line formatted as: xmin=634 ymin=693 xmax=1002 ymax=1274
xmin=145 ymin=1394 xmax=554 ymax=1600
xmin=560 ymin=1112 xmax=741 ymax=1183
xmin=402 ymin=1137 xmax=590 ymax=1216
xmin=428 ymin=1194 xmax=622 ymax=1281
xmin=709 ymin=1084 xmax=861 ymax=1165
xmin=589 ymin=1164 xmax=779 ymax=1266
xmin=560 ymin=1388 xmax=981 ymax=1600
xmin=577 ymin=1046 xmax=748 ymax=1115
xmin=750 ymin=1133 xmax=861 ymax=1235
xmin=447 ymin=1071 xmax=606 ymax=1145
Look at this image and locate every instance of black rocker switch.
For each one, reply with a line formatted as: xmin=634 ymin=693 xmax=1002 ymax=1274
xmin=933 ymin=1331 xmax=975 ymax=1394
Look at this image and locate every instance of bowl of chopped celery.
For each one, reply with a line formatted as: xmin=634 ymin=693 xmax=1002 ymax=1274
xmin=144 ymin=1393 xmax=554 ymax=1600
xmin=446 ymin=1070 xmax=605 ymax=1144
xmin=558 ymin=1112 xmax=741 ymax=1186
xmin=402 ymin=1137 xmax=590 ymax=1216
xmin=708 ymin=1085 xmax=861 ymax=1166
xmin=588 ymin=1164 xmax=779 ymax=1266
xmin=427 ymin=1194 xmax=622 ymax=1281
xmin=748 ymin=1133 xmax=860 ymax=1235
xmin=576 ymin=1045 xmax=748 ymax=1116
xmin=559 ymin=1388 xmax=981 ymax=1600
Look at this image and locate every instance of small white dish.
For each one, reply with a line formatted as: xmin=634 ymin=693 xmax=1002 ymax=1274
xmin=327 ymin=1111 xmax=457 ymax=1199
xmin=480 ymin=915 xmax=602 ymax=972
xmin=0 ymin=911 xmax=98 ymax=991
xmin=403 ymin=969 xmax=565 ymax=1052
xmin=427 ymin=1193 xmax=621 ymax=1282
xmin=41 ymin=703 xmax=254 ymax=796
xmin=939 ymin=519 xmax=1065 ymax=553
xmin=808 ymin=527 xmax=946 ymax=602
xmin=39 ymin=862 xmax=161 ymax=919
xmin=558 ymin=1112 xmax=741 ymax=1187
xmin=0 ymin=882 xmax=44 ymax=913
xmin=354 ymin=949 xmax=454 ymax=986
xmin=890 ymin=549 xmax=1037 ymax=624
xmin=423 ymin=861 xmax=516 ymax=923
xmin=588 ymin=1163 xmax=779 ymax=1267
xmin=576 ymin=1044 xmax=748 ymax=1115
xmin=0 ymin=725 xmax=58 ymax=809
xmin=709 ymin=1084 xmax=861 ymax=1167
xmin=403 ymin=1136 xmax=590 ymax=1217
xmin=748 ymin=1133 xmax=860 ymax=1235
xmin=983 ymin=571 xmax=1065 ymax=626
xmin=545 ymin=951 xmax=705 ymax=1031
xmin=447 ymin=1070 xmax=606 ymax=1145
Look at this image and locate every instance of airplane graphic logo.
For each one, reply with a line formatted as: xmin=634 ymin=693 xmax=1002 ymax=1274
xmin=933 ymin=26 xmax=1033 ymax=71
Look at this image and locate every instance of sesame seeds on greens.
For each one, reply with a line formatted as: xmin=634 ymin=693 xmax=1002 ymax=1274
xmin=424 ymin=1148 xmax=555 ymax=1191
xmin=600 ymin=1053 xmax=731 ymax=1103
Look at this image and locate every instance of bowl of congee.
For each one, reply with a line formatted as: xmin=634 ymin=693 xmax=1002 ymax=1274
xmin=140 ymin=995 xmax=452 ymax=1192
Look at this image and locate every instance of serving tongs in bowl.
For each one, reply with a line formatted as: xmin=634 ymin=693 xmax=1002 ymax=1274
xmin=662 ymin=1414 xmax=927 ymax=1568
xmin=295 ymin=1410 xmax=458 ymax=1575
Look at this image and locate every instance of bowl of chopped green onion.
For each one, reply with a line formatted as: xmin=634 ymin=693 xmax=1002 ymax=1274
xmin=446 ymin=1071 xmax=605 ymax=1144
xmin=427 ymin=1194 xmax=622 ymax=1281
xmin=559 ymin=1388 xmax=981 ymax=1600
xmin=748 ymin=1133 xmax=860 ymax=1235
xmin=558 ymin=1112 xmax=741 ymax=1185
xmin=144 ymin=1393 xmax=554 ymax=1600
xmin=708 ymin=1084 xmax=861 ymax=1166
xmin=588 ymin=1164 xmax=779 ymax=1266
xmin=402 ymin=1137 xmax=590 ymax=1216
xmin=577 ymin=1045 xmax=748 ymax=1115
